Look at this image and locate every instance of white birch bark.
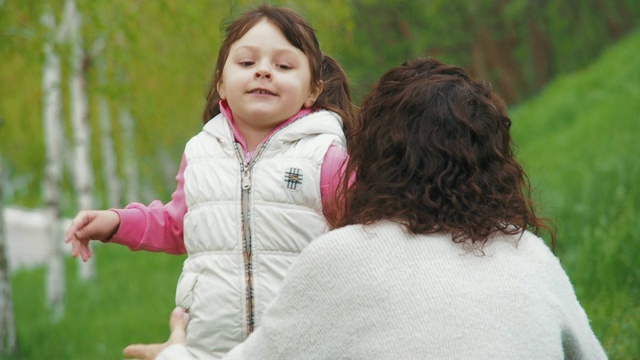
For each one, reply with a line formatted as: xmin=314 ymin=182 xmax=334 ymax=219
xmin=65 ymin=0 xmax=96 ymax=280
xmin=0 ymin=160 xmax=17 ymax=360
xmin=41 ymin=6 xmax=66 ymax=321
xmin=119 ymin=107 xmax=139 ymax=204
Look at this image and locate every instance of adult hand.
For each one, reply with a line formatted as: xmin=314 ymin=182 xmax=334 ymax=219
xmin=65 ymin=210 xmax=120 ymax=261
xmin=123 ymin=307 xmax=189 ymax=360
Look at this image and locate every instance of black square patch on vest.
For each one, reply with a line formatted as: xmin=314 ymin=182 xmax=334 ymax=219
xmin=284 ymin=168 xmax=303 ymax=191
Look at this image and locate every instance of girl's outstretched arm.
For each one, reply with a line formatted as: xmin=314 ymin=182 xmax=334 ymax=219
xmin=65 ymin=209 xmax=120 ymax=261
xmin=66 ymin=154 xmax=188 ymax=256
xmin=109 ymin=154 xmax=188 ymax=254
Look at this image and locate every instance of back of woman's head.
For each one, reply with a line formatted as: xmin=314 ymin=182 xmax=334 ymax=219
xmin=202 ymin=5 xmax=323 ymax=123
xmin=338 ymin=57 xmax=553 ymax=246
xmin=315 ymin=54 xmax=356 ymax=136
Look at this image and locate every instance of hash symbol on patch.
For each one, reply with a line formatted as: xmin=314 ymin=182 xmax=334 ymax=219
xmin=284 ymin=168 xmax=303 ymax=191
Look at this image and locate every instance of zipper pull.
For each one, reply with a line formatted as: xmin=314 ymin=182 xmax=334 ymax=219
xmin=242 ymin=167 xmax=251 ymax=190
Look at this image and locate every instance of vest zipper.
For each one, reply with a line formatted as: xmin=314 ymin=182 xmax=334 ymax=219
xmin=234 ymin=142 xmax=269 ymax=335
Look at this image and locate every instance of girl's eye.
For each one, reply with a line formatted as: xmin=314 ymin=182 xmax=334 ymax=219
xmin=239 ymin=61 xmax=254 ymax=67
xmin=278 ymin=64 xmax=292 ymax=70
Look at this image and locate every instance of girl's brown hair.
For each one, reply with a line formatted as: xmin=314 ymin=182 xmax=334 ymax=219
xmin=336 ymin=58 xmax=555 ymax=248
xmin=315 ymin=54 xmax=356 ymax=136
xmin=201 ymin=5 xmax=354 ymax=132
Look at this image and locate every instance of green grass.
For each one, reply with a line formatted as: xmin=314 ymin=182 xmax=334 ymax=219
xmin=7 ymin=26 xmax=640 ymax=360
xmin=10 ymin=245 xmax=185 ymax=359
xmin=511 ymin=29 xmax=640 ymax=359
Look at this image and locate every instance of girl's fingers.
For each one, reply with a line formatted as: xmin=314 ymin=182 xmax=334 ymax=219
xmin=80 ymin=244 xmax=92 ymax=262
xmin=65 ymin=222 xmax=78 ymax=243
xmin=70 ymin=240 xmax=80 ymax=258
xmin=70 ymin=241 xmax=92 ymax=261
xmin=66 ymin=213 xmax=88 ymax=242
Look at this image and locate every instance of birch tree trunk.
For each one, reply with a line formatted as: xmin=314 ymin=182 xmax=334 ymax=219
xmin=66 ymin=0 xmax=96 ymax=280
xmin=0 ymin=159 xmax=17 ymax=360
xmin=41 ymin=6 xmax=66 ymax=321
xmin=119 ymin=107 xmax=139 ymax=204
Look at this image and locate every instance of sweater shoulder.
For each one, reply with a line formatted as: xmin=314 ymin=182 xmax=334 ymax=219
xmin=298 ymin=222 xmax=401 ymax=262
xmin=304 ymin=224 xmax=367 ymax=249
xmin=290 ymin=225 xmax=363 ymax=267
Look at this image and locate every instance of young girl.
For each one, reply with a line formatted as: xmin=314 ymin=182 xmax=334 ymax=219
xmin=127 ymin=57 xmax=606 ymax=360
xmin=65 ymin=5 xmax=354 ymax=356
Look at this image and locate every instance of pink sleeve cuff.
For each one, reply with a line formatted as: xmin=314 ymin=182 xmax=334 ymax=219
xmin=110 ymin=207 xmax=148 ymax=248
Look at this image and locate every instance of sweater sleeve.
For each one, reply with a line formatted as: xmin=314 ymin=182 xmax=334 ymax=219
xmin=109 ymin=154 xmax=188 ymax=255
xmin=543 ymin=253 xmax=608 ymax=359
xmin=320 ymin=144 xmax=348 ymax=220
xmin=157 ymin=344 xmax=221 ymax=360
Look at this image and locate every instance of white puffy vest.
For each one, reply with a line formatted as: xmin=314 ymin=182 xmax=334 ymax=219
xmin=176 ymin=110 xmax=346 ymax=355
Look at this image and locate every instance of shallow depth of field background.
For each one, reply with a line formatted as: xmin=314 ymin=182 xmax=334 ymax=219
xmin=1 ymin=1 xmax=639 ymax=359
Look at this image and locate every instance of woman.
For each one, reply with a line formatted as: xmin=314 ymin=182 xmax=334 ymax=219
xmin=126 ymin=58 xmax=607 ymax=360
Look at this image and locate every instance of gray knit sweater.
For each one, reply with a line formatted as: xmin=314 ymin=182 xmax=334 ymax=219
xmin=159 ymin=220 xmax=607 ymax=360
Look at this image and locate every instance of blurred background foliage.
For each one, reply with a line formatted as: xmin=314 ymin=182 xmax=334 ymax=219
xmin=1 ymin=0 xmax=639 ymax=210
xmin=1 ymin=0 xmax=639 ymax=359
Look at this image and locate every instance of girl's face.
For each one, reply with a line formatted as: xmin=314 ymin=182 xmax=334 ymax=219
xmin=217 ymin=19 xmax=321 ymax=137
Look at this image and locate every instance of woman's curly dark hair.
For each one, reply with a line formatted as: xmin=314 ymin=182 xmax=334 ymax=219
xmin=335 ymin=58 xmax=555 ymax=248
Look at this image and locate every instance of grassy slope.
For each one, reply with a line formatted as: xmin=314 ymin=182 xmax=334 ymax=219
xmin=511 ymin=29 xmax=640 ymax=358
xmin=7 ymin=22 xmax=640 ymax=360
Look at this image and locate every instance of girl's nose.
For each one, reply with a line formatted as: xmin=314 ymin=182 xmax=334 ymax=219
xmin=255 ymin=69 xmax=272 ymax=79
xmin=254 ymin=61 xmax=272 ymax=79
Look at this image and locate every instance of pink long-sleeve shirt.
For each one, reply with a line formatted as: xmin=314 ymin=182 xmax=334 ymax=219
xmin=110 ymin=107 xmax=347 ymax=255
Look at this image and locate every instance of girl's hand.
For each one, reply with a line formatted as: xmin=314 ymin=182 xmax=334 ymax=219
xmin=65 ymin=210 xmax=120 ymax=261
